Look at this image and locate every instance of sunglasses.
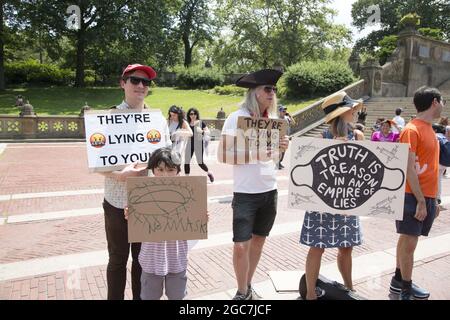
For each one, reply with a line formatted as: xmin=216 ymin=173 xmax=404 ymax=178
xmin=189 ymin=113 xmax=197 ymax=116
xmin=263 ymin=86 xmax=277 ymax=94
xmin=124 ymin=76 xmax=151 ymax=87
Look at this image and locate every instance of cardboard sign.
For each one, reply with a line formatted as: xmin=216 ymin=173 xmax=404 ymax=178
xmin=289 ymin=137 xmax=408 ymax=220
xmin=127 ymin=176 xmax=208 ymax=242
xmin=237 ymin=117 xmax=287 ymax=150
xmin=84 ymin=109 xmax=168 ymax=172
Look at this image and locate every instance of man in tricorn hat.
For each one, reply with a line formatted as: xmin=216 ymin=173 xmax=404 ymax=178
xmin=218 ymin=69 xmax=290 ymax=300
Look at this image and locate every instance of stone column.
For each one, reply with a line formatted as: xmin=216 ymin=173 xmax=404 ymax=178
xmin=360 ymin=60 xmax=383 ymax=97
xmin=20 ymin=101 xmax=37 ymax=139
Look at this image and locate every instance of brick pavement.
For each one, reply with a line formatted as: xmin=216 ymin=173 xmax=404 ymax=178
xmin=1 ymin=142 xmax=450 ymax=300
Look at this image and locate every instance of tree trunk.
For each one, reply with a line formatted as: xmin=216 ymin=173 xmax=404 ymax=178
xmin=38 ymin=30 xmax=43 ymax=64
xmin=183 ymin=35 xmax=192 ymax=67
xmin=0 ymin=3 xmax=5 ymax=91
xmin=75 ymin=29 xmax=85 ymax=87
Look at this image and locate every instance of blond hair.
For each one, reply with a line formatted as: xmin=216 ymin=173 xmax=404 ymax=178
xmin=330 ymin=116 xmax=349 ymax=138
xmin=239 ymin=86 xmax=278 ymax=118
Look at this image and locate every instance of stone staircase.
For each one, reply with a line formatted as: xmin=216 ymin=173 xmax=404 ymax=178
xmin=298 ymin=80 xmax=450 ymax=140
xmin=301 ymin=123 xmax=329 ymax=138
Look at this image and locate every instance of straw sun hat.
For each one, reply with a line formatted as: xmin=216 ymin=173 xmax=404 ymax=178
xmin=322 ymin=91 xmax=363 ymax=123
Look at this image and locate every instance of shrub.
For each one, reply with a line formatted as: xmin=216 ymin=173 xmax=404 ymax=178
xmin=377 ymin=35 xmax=398 ymax=65
xmin=5 ymin=60 xmax=96 ymax=86
xmin=418 ymin=28 xmax=444 ymax=41
xmin=176 ymin=66 xmax=224 ymax=89
xmin=212 ymin=85 xmax=246 ymax=96
xmin=5 ymin=60 xmax=69 ymax=85
xmin=400 ymin=13 xmax=421 ymax=28
xmin=283 ymin=60 xmax=356 ymax=98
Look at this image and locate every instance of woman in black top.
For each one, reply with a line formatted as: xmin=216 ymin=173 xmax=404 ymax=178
xmin=184 ymin=108 xmax=214 ymax=182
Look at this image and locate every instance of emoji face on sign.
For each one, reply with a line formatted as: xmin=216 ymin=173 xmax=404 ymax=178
xmin=90 ymin=133 xmax=106 ymax=148
xmin=147 ymin=129 xmax=161 ymax=144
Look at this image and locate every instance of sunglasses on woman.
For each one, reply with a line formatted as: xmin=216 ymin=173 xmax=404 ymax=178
xmin=189 ymin=113 xmax=197 ymax=116
xmin=124 ymin=76 xmax=151 ymax=87
xmin=263 ymin=86 xmax=277 ymax=94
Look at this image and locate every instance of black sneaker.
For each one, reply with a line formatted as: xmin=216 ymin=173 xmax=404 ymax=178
xmin=247 ymin=285 xmax=262 ymax=300
xmin=399 ymin=290 xmax=414 ymax=300
xmin=207 ymin=172 xmax=215 ymax=183
xmin=232 ymin=290 xmax=251 ymax=300
xmin=389 ymin=276 xmax=430 ymax=299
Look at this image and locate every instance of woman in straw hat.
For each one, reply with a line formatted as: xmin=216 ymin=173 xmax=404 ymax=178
xmin=300 ymin=91 xmax=365 ymax=300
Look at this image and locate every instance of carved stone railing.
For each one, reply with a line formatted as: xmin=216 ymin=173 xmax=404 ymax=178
xmin=1 ymin=79 xmax=368 ymax=141
xmin=290 ymin=79 xmax=366 ymax=136
xmin=0 ymin=115 xmax=86 ymax=139
xmin=0 ymin=114 xmax=225 ymax=141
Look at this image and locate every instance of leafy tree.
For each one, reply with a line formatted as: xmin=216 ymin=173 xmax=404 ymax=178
xmin=352 ymin=0 xmax=450 ymax=54
xmin=170 ymin=0 xmax=218 ymax=67
xmin=212 ymin=0 xmax=351 ymax=72
xmin=1 ymin=1 xmax=22 ymax=90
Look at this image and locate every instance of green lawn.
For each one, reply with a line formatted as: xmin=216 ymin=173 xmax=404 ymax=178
xmin=0 ymin=87 xmax=320 ymax=118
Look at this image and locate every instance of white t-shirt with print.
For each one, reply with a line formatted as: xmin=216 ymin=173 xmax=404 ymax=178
xmin=221 ymin=108 xmax=277 ymax=194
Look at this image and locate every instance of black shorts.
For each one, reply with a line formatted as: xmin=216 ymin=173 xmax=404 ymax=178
xmin=232 ymin=189 xmax=278 ymax=242
xmin=396 ymin=193 xmax=436 ymax=237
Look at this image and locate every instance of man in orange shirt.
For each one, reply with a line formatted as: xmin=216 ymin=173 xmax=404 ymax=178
xmin=390 ymin=87 xmax=444 ymax=300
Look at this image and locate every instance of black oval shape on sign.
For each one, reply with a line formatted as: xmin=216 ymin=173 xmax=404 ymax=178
xmin=291 ymin=143 xmax=406 ymax=210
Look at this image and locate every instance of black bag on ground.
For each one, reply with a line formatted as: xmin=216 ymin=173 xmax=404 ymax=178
xmin=299 ymin=273 xmax=367 ymax=300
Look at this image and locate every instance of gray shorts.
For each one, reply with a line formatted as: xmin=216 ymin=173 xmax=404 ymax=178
xmin=396 ymin=193 xmax=436 ymax=237
xmin=232 ymin=189 xmax=278 ymax=242
xmin=140 ymin=270 xmax=187 ymax=300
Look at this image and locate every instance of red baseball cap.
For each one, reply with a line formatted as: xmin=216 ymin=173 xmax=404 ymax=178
xmin=122 ymin=64 xmax=157 ymax=80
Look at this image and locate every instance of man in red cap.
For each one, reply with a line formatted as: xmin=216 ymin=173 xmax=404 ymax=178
xmin=99 ymin=64 xmax=170 ymax=300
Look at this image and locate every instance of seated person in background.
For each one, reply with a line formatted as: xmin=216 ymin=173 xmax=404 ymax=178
xmin=371 ymin=120 xmax=400 ymax=142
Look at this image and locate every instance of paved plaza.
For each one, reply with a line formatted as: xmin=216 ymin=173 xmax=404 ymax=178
xmin=0 ymin=141 xmax=450 ymax=300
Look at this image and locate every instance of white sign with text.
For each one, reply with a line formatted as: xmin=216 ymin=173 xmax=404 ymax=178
xmin=84 ymin=109 xmax=168 ymax=172
xmin=289 ymin=137 xmax=409 ymax=220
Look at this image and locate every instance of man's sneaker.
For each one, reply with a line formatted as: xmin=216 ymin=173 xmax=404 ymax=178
xmin=399 ymin=290 xmax=414 ymax=300
xmin=232 ymin=290 xmax=251 ymax=300
xmin=207 ymin=172 xmax=215 ymax=183
xmin=389 ymin=277 xmax=430 ymax=299
xmin=247 ymin=285 xmax=262 ymax=300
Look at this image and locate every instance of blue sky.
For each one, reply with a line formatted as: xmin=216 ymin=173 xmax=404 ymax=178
xmin=330 ymin=0 xmax=381 ymax=42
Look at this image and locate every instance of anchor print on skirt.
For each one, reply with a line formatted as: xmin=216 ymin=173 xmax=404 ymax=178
xmin=299 ymin=211 xmax=362 ymax=248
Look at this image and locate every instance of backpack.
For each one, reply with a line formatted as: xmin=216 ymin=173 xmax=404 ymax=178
xmin=437 ymin=134 xmax=450 ymax=167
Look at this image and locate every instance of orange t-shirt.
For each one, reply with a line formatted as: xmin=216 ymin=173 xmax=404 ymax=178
xmin=400 ymin=119 xmax=439 ymax=198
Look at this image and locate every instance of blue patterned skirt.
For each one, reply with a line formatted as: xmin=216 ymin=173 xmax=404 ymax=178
xmin=299 ymin=211 xmax=363 ymax=248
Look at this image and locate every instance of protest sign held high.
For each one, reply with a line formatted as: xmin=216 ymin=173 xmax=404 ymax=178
xmin=289 ymin=137 xmax=408 ymax=220
xmin=84 ymin=109 xmax=168 ymax=172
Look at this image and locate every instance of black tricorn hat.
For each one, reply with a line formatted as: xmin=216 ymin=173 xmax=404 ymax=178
xmin=235 ymin=69 xmax=283 ymax=88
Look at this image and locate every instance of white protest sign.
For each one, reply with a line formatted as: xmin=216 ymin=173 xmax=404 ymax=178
xmin=289 ymin=137 xmax=408 ymax=220
xmin=84 ymin=109 xmax=168 ymax=172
